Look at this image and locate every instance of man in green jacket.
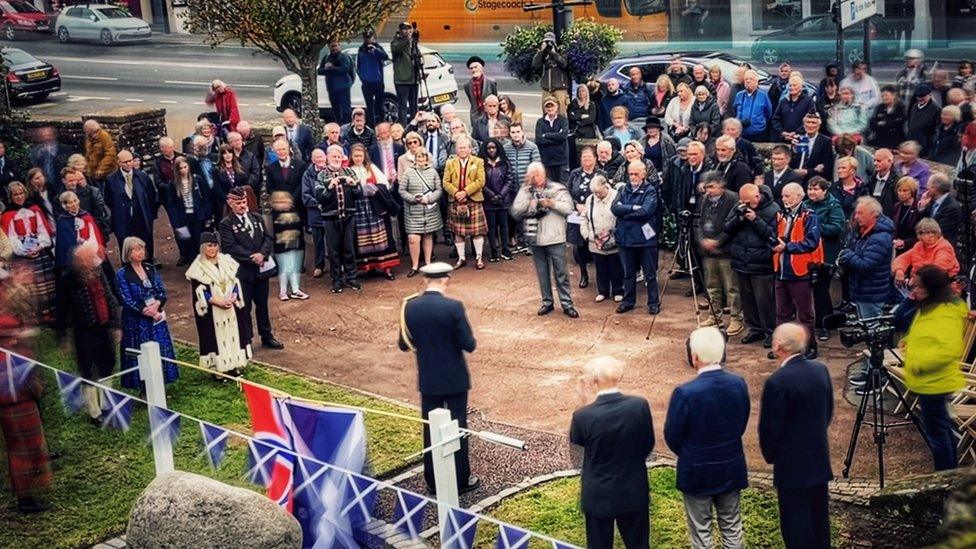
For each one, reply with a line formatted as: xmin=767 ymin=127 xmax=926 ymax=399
xmin=531 ymin=31 xmax=571 ymax=115
xmin=391 ymin=22 xmax=419 ymax=124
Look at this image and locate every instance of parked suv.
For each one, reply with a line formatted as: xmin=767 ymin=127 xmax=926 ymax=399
xmin=273 ymin=44 xmax=459 ymax=122
xmin=55 ymin=4 xmax=151 ymax=46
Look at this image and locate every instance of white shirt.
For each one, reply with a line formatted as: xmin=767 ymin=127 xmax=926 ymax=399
xmin=780 ymin=353 xmax=802 ymax=369
xmin=697 ymin=364 xmax=723 ymax=375
xmin=596 ymin=388 xmax=620 ymax=397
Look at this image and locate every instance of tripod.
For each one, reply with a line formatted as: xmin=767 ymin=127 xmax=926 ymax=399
xmin=645 ymin=215 xmax=723 ymax=340
xmin=410 ymin=29 xmax=431 ymax=116
xmin=841 ymin=343 xmax=925 ymax=488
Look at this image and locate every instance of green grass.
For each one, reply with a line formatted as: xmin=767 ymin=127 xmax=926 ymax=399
xmin=481 ymin=468 xmax=823 ymax=549
xmin=0 ymin=334 xmax=421 ymax=549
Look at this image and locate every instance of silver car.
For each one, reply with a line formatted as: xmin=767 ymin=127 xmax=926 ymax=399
xmin=55 ymin=4 xmax=151 ymax=46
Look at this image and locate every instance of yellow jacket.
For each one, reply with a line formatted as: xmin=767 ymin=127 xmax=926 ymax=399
xmin=442 ymin=155 xmax=485 ymax=202
xmin=85 ymin=129 xmax=118 ymax=180
xmin=903 ymin=300 xmax=967 ymax=395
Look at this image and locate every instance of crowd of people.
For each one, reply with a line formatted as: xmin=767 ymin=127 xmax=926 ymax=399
xmin=0 ymin=35 xmax=972 ymax=548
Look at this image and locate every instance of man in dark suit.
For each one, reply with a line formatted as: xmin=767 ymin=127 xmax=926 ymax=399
xmin=302 ymin=148 xmax=329 ymax=279
xmin=866 ymin=148 xmax=901 ymax=215
xmin=237 ymin=121 xmax=266 ymax=182
xmin=30 ymin=127 xmax=73 ymax=190
xmin=918 ymin=173 xmax=963 ymax=246
xmin=398 ymin=262 xmax=480 ymax=494
xmin=218 ymin=188 xmax=284 ymax=350
xmin=764 ymin=144 xmax=804 ymax=206
xmin=570 ymin=356 xmax=655 ymax=549
xmin=106 ymin=150 xmax=158 ymax=263
xmin=463 ymin=56 xmax=498 ymax=126
xmin=759 ymin=323 xmax=833 ymax=549
xmin=790 ymin=113 xmax=834 ymax=184
xmin=266 ymin=138 xmax=308 ymax=220
xmin=282 ymin=108 xmax=316 ymax=162
xmin=665 ymin=327 xmax=749 ymax=549
xmin=536 ymin=96 xmax=570 ymax=183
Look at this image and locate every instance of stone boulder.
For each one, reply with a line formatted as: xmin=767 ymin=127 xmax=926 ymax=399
xmin=126 ymin=471 xmax=302 ymax=549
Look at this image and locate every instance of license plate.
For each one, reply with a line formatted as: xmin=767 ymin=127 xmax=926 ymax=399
xmin=26 ymin=70 xmax=46 ymax=81
xmin=433 ymin=93 xmax=451 ymax=103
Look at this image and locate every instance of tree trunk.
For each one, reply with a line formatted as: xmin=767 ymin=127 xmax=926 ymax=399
xmin=299 ymin=56 xmax=324 ymax=140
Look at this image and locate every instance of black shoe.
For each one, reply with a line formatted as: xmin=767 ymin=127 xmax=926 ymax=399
xmin=616 ymin=303 xmax=634 ymax=314
xmin=331 ymin=285 xmax=344 ymax=293
xmin=262 ymin=337 xmax=285 ymax=349
xmin=489 ymin=254 xmax=500 ymax=263
xmin=564 ymin=307 xmax=579 ymax=318
xmin=647 ymin=304 xmax=660 ymax=315
xmin=345 ymin=280 xmax=362 ymax=291
xmin=804 ymin=345 xmax=818 ymax=360
xmin=762 ymin=334 xmax=773 ymax=348
xmin=767 ymin=351 xmax=777 ymax=360
xmin=849 ymin=372 xmax=869 ymax=386
xmin=500 ymin=252 xmax=514 ymax=261
xmin=741 ymin=331 xmax=764 ymax=344
xmin=384 ymin=271 xmax=396 ymax=281
xmin=817 ymin=329 xmax=829 ymax=341
xmin=459 ymin=475 xmax=481 ymax=494
xmin=578 ymin=273 xmax=589 ymax=289
xmin=17 ymin=496 xmax=50 ymax=514
xmin=407 ymin=269 xmax=419 ymax=278
xmin=88 ymin=415 xmax=104 ymax=427
xmin=537 ymin=304 xmax=554 ymax=316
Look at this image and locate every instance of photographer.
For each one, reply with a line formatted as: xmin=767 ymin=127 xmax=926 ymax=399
xmin=357 ymin=30 xmax=389 ymax=127
xmin=695 ymin=171 xmax=743 ymax=335
xmin=900 ymin=265 xmax=967 ymax=471
xmin=391 ymin=22 xmax=420 ymax=124
xmin=321 ymin=41 xmax=355 ymax=125
xmin=315 ymin=145 xmax=363 ymax=294
xmin=531 ymin=32 xmax=571 ymax=115
xmin=725 ymin=183 xmax=779 ymax=347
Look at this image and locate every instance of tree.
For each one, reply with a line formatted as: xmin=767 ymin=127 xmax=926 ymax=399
xmin=183 ymin=0 xmax=413 ymax=137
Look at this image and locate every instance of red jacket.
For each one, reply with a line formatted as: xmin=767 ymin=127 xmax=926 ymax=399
xmin=207 ymin=88 xmax=240 ymax=132
xmin=891 ymin=237 xmax=959 ymax=278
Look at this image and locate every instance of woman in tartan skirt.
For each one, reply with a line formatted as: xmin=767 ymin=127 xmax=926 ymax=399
xmin=347 ymin=144 xmax=401 ymax=279
xmin=442 ymin=136 xmax=488 ymax=270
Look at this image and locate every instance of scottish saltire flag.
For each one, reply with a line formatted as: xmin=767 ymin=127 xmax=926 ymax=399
xmin=55 ymin=370 xmax=86 ymax=414
xmin=148 ymin=405 xmax=181 ymax=447
xmin=340 ymin=473 xmax=379 ymax=542
xmin=243 ymin=383 xmax=295 ymax=512
xmin=200 ymin=421 xmax=229 ymax=468
xmin=496 ymin=524 xmax=531 ymax=549
xmin=247 ymin=439 xmax=283 ymax=486
xmin=0 ymin=353 xmax=34 ymax=400
xmin=283 ymin=400 xmax=369 ymax=549
xmin=443 ymin=507 xmax=479 ymax=549
xmin=101 ymin=388 xmax=134 ymax=431
xmin=392 ymin=489 xmax=427 ymax=540
xmin=552 ymin=542 xmax=576 ymax=549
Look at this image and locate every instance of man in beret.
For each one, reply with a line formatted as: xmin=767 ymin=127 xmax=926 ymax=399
xmin=463 ymin=56 xmax=498 ymax=126
xmin=218 ymin=187 xmax=284 ymax=350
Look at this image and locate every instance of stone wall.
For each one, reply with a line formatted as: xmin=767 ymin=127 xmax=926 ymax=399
xmin=23 ymin=107 xmax=168 ymax=164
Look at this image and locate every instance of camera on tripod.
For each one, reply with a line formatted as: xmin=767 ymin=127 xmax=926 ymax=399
xmin=676 ymin=209 xmax=699 ymax=229
xmin=823 ymin=311 xmax=896 ymax=348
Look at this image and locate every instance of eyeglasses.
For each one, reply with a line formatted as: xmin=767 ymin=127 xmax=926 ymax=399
xmin=628 ymin=172 xmax=641 ymax=176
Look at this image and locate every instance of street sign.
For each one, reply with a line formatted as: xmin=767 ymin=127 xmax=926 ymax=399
xmin=840 ymin=0 xmax=877 ymax=29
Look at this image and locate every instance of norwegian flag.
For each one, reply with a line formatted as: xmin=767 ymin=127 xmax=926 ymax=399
xmin=243 ymin=383 xmax=295 ymax=512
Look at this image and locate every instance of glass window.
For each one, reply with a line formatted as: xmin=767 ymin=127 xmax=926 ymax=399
xmin=64 ymin=7 xmax=81 ymax=17
xmin=96 ymin=7 xmax=131 ymax=19
xmin=624 ymin=0 xmax=666 ymax=16
xmin=594 ymin=0 xmax=622 ymax=18
xmin=4 ymin=1 xmax=42 ymax=13
xmin=1 ymin=48 xmax=37 ymax=65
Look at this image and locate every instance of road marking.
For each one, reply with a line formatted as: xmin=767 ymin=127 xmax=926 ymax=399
xmin=238 ymin=103 xmax=250 ymax=107
xmin=192 ymin=101 xmax=206 ymax=105
xmin=66 ymin=95 xmax=112 ymax=102
xmin=159 ymin=100 xmax=178 ymax=104
xmin=43 ymin=56 xmax=281 ymax=72
xmin=164 ymin=80 xmax=269 ymax=89
xmin=124 ymin=98 xmax=145 ymax=102
xmin=61 ymin=74 xmax=119 ymax=81
xmin=31 ymin=102 xmax=57 ymax=109
xmin=50 ymin=92 xmax=67 ymax=97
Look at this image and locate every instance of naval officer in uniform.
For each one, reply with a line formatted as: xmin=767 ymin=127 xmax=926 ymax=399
xmin=398 ymin=262 xmax=481 ymax=494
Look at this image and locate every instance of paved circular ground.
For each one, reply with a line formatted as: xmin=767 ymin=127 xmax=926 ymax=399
xmin=139 ymin=226 xmax=932 ymax=482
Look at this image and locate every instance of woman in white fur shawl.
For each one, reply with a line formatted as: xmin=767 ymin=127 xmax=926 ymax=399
xmin=184 ymin=232 xmax=252 ymax=377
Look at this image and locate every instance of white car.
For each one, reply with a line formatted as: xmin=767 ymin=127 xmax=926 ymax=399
xmin=273 ymin=44 xmax=459 ymax=122
xmin=55 ymin=4 xmax=151 ymax=45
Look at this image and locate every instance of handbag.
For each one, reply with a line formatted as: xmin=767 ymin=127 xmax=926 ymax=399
xmin=589 ymin=197 xmax=617 ymax=251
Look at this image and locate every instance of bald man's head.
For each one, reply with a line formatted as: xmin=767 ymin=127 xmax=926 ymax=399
xmin=739 ymin=183 xmax=761 ymax=207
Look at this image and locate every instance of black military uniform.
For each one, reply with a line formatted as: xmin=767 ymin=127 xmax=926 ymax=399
xmin=398 ymin=262 xmax=480 ymax=494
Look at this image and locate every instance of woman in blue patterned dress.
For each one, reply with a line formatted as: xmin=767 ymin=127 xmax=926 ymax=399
xmin=115 ymin=236 xmax=177 ymax=390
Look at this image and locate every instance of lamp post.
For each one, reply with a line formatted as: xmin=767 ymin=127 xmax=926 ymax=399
xmin=523 ymin=0 xmax=593 ymax=45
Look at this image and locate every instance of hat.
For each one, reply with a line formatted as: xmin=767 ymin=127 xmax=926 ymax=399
xmin=272 ymin=125 xmax=286 ymax=136
xmin=227 ymin=186 xmax=248 ymax=201
xmin=200 ymin=232 xmax=218 ymax=245
xmin=676 ymin=137 xmax=692 ymax=151
xmin=466 ymin=56 xmax=485 ymax=69
xmin=398 ymin=21 xmax=411 ymax=30
xmin=543 ymin=95 xmax=558 ymax=107
xmin=643 ymin=117 xmax=664 ymax=131
xmin=914 ymin=84 xmax=933 ymax=98
xmin=543 ymin=31 xmax=556 ymax=43
xmin=905 ymin=48 xmax=924 ymax=59
xmin=420 ymin=262 xmax=453 ymax=279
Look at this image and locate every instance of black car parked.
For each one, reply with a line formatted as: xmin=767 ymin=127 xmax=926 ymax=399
xmin=2 ymin=46 xmax=60 ymax=102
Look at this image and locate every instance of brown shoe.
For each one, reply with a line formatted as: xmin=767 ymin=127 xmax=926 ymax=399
xmin=312 ymin=268 xmax=324 ymax=278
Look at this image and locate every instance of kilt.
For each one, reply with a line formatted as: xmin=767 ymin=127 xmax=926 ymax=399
xmin=448 ymin=201 xmax=488 ymax=237
xmin=0 ymin=400 xmax=52 ymax=498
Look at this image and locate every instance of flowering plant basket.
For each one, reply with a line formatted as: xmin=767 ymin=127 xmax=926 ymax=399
xmin=500 ymin=20 xmax=623 ymax=84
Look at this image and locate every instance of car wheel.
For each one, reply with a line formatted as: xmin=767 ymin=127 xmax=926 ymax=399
xmin=382 ymin=95 xmax=399 ymax=123
xmin=282 ymin=92 xmax=302 ymax=117
xmin=100 ymin=29 xmax=113 ymax=46
xmin=848 ymin=48 xmax=864 ymax=64
xmin=761 ymin=48 xmax=779 ymax=65
xmin=2 ymin=24 xmax=17 ymax=41
xmin=57 ymin=26 xmax=69 ymax=43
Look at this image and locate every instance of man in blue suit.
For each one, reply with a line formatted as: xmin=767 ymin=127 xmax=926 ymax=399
xmin=282 ymin=108 xmax=316 ymax=162
xmin=106 ymin=149 xmax=157 ymax=263
xmin=398 ymin=262 xmax=480 ymax=495
xmin=570 ymin=356 xmax=654 ymax=549
xmin=665 ymin=326 xmax=749 ymax=549
xmin=760 ymin=322 xmax=834 ymax=549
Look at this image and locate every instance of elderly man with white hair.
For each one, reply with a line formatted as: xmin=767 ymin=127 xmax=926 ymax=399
xmin=511 ymin=161 xmax=578 ymax=317
xmin=665 ymin=326 xmax=749 ymax=549
xmin=315 ymin=144 xmax=362 ymax=294
xmin=760 ymin=322 xmax=833 ymax=549
xmin=732 ymin=70 xmax=772 ymax=142
xmin=712 ymin=135 xmax=752 ymax=192
xmin=570 ymin=355 xmax=654 ymax=549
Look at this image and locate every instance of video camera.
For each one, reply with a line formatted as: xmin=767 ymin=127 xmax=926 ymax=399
xmin=676 ymin=209 xmax=700 ymax=228
xmin=823 ymin=311 xmax=896 ymax=349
